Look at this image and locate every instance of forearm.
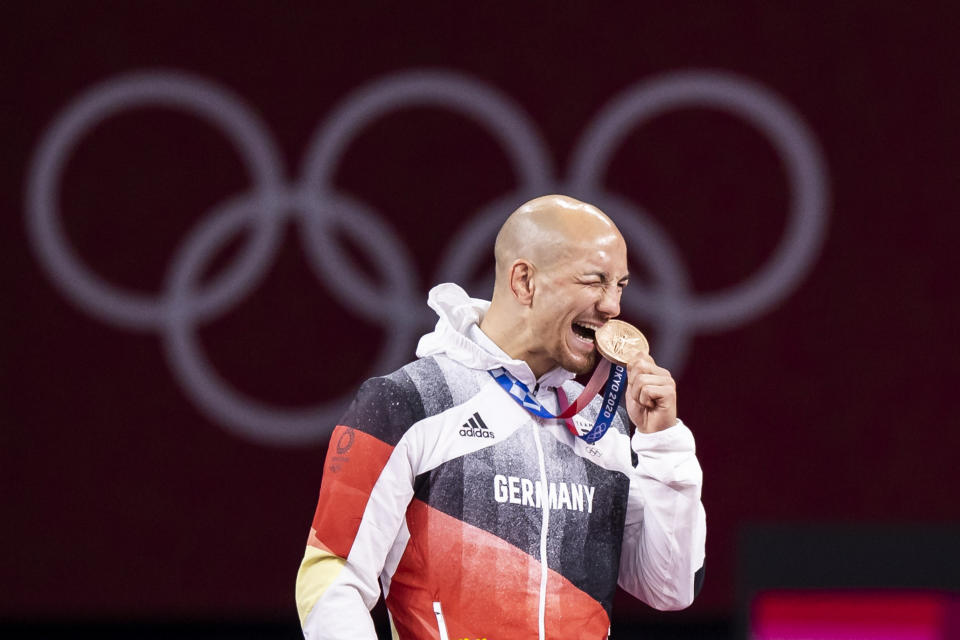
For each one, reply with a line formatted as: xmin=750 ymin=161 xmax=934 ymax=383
xmin=618 ymin=420 xmax=706 ymax=610
xmin=297 ymin=549 xmax=379 ymax=640
xmin=296 ymin=376 xmax=418 ymax=638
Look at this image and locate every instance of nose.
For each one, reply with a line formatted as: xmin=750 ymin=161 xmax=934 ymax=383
xmin=597 ymin=286 xmax=620 ymax=318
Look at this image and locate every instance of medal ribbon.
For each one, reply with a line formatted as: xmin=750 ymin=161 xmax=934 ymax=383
xmin=488 ymin=360 xmax=627 ymax=443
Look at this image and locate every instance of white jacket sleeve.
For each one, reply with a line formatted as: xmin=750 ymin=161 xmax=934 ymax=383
xmin=296 ymin=376 xmax=419 ymax=639
xmin=617 ymin=419 xmax=706 ymax=610
xmin=297 ymin=435 xmax=416 ymax=639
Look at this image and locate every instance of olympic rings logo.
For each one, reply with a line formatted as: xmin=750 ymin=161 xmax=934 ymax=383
xmin=25 ymin=69 xmax=829 ymax=446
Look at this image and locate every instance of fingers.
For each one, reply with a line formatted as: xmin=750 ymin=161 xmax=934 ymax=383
xmin=626 ymin=355 xmax=676 ymax=410
xmin=629 ymin=373 xmax=672 ymax=396
xmin=621 ymin=353 xmax=678 ymax=432
xmin=637 ymin=384 xmax=674 ymax=409
xmin=626 ymin=353 xmax=670 ymax=379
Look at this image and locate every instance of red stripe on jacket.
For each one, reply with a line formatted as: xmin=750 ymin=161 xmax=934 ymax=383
xmin=387 ymin=498 xmax=610 ymax=640
xmin=308 ymin=425 xmax=395 ymax=558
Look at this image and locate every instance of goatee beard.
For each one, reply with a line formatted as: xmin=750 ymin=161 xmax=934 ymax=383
xmin=566 ymin=349 xmax=597 ymax=376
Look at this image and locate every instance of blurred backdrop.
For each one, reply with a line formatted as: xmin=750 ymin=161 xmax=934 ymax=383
xmin=3 ymin=2 xmax=959 ymax=638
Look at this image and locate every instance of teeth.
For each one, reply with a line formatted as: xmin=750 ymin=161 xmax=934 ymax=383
xmin=572 ymin=322 xmax=598 ymax=342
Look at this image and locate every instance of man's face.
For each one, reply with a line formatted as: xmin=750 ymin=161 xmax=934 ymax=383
xmin=528 ymin=234 xmax=629 ymax=375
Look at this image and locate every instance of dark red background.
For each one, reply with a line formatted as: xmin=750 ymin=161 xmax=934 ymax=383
xmin=3 ymin=0 xmax=959 ymax=625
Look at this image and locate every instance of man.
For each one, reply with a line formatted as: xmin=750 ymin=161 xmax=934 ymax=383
xmin=296 ymin=195 xmax=706 ymax=639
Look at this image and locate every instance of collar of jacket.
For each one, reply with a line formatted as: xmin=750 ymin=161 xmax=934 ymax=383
xmin=415 ymin=282 xmax=576 ymax=390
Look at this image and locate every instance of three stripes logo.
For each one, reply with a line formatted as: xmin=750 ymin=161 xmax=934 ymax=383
xmin=459 ymin=412 xmax=495 ymax=439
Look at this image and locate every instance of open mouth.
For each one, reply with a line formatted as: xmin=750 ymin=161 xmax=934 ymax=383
xmin=571 ymin=321 xmax=598 ymax=343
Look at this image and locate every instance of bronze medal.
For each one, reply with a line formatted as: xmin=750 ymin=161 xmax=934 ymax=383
xmin=595 ymin=319 xmax=649 ymax=366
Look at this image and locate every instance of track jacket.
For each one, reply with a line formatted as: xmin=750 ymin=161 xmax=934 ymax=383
xmin=296 ymin=283 xmax=706 ymax=640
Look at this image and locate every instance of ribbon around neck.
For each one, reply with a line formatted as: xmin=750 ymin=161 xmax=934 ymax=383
xmin=488 ymin=359 xmax=627 ymax=444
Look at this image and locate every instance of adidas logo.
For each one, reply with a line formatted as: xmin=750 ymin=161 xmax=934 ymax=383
xmin=459 ymin=412 xmax=495 ymax=439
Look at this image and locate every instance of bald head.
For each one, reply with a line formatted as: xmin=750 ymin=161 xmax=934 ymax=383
xmin=481 ymin=195 xmax=629 ymax=376
xmin=493 ymin=194 xmax=623 ymax=284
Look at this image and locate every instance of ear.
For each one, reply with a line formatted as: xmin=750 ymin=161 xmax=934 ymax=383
xmin=508 ymin=259 xmax=536 ymax=306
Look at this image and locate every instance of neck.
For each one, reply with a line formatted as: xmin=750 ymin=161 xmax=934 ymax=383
xmin=479 ymin=303 xmax=554 ymax=379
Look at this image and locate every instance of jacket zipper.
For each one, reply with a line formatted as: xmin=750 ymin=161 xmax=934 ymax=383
xmin=433 ymin=601 xmax=450 ymax=640
xmin=531 ymin=417 xmax=550 ymax=640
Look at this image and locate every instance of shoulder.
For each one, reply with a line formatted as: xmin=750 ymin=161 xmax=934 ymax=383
xmin=340 ymin=356 xmax=458 ymax=445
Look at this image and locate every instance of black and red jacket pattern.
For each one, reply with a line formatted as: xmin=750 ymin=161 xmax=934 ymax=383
xmin=296 ymin=284 xmax=706 ymax=640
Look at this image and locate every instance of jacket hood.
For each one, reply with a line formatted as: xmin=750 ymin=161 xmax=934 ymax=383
xmin=415 ymin=283 xmax=575 ymax=389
